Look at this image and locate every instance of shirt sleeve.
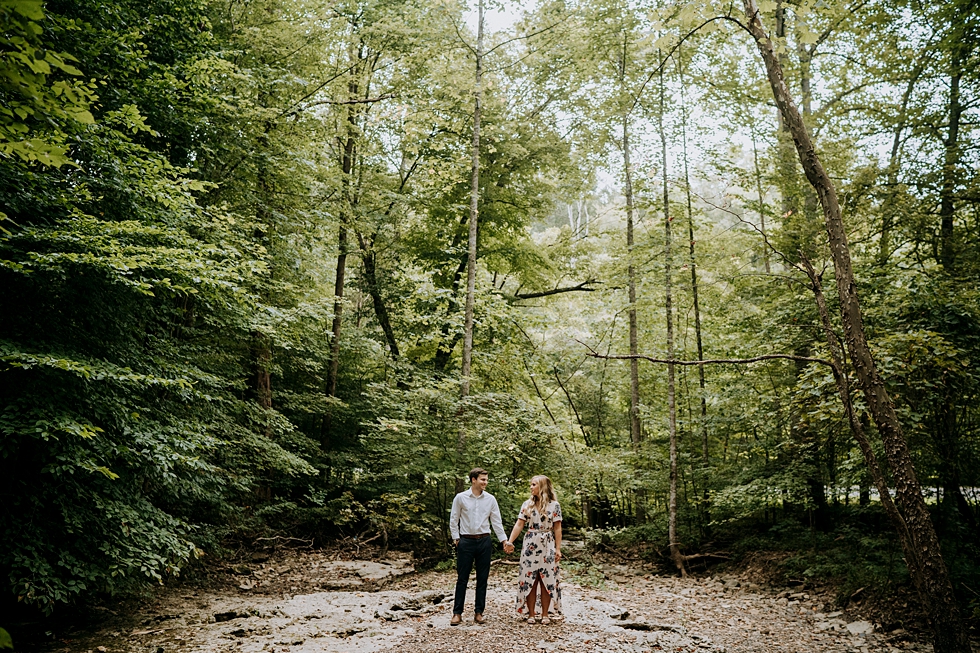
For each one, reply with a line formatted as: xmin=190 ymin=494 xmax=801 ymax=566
xmin=449 ymin=494 xmax=461 ymax=541
xmin=489 ymin=496 xmax=507 ymax=542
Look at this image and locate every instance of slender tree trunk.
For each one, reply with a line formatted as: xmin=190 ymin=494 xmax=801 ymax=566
xmin=624 ymin=121 xmax=641 ymax=455
xmin=327 ymin=225 xmax=348 ymax=401
xmin=679 ymin=53 xmax=710 ymax=534
xmin=325 ymin=53 xmax=362 ymax=405
xmin=794 ymin=14 xmax=820 ymax=226
xmin=879 ymin=62 xmax=923 ymax=265
xmin=456 ymin=0 xmax=483 ymax=489
xmin=751 ymin=129 xmax=771 ymax=273
xmin=743 ymin=2 xmax=972 ymax=650
xmin=254 ymin=160 xmax=275 ymax=440
xmin=678 ymin=53 xmax=708 ymax=466
xmin=620 ymin=31 xmax=644 ymax=523
xmin=433 ymin=240 xmax=469 ymax=373
xmin=353 ymin=161 xmax=419 ymax=366
xmin=773 ymin=1 xmax=798 ymax=221
xmin=940 ymin=34 xmax=963 ymax=272
xmin=660 ymin=69 xmax=686 ymax=578
xmin=624 ymin=116 xmax=645 ymax=523
xmin=358 ymin=236 xmax=400 ymax=360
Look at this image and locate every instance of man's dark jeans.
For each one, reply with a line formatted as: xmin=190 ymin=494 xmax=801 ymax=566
xmin=453 ymin=535 xmax=492 ymax=615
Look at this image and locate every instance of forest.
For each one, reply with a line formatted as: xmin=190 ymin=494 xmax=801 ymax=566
xmin=0 ymin=0 xmax=977 ymax=651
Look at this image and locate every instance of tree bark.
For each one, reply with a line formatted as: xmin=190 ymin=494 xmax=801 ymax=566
xmin=678 ymin=52 xmax=708 ymax=466
xmin=742 ymin=2 xmax=972 ymax=650
xmin=751 ymin=129 xmax=771 ymax=274
xmin=660 ymin=68 xmax=686 ymax=578
xmin=456 ymin=0 xmax=484 ymax=487
xmin=679 ymin=52 xmax=710 ymax=532
xmin=624 ymin=121 xmax=642 ymax=456
xmin=878 ymin=61 xmax=923 ymax=265
xmin=325 ymin=47 xmax=364 ymax=403
xmin=799 ymin=251 xmax=919 ymax=587
xmin=357 ymin=235 xmax=400 ymax=360
xmin=939 ymin=29 xmax=964 ymax=272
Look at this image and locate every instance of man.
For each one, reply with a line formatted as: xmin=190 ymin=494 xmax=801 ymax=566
xmin=448 ymin=468 xmax=514 ymax=625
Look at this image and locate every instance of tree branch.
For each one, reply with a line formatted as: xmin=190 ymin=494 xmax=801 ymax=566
xmin=512 ymin=280 xmax=600 ymax=299
xmin=580 ymin=340 xmax=834 ymax=368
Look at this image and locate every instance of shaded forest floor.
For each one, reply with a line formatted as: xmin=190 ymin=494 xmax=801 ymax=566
xmin=15 ymin=543 xmax=970 ymax=653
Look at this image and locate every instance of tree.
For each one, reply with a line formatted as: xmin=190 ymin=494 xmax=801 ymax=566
xmin=741 ymin=1 xmax=973 ymax=650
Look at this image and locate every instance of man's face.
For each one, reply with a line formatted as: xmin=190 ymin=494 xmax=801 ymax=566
xmin=472 ymin=473 xmax=489 ymax=492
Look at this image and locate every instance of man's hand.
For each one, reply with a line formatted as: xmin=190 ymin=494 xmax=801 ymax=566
xmin=503 ymin=541 xmax=515 ymax=554
xmin=453 ymin=539 xmax=459 ymax=548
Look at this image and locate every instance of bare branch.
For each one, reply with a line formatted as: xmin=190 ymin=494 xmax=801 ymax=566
xmin=512 ymin=280 xmax=600 ymax=299
xmin=297 ymin=94 xmax=394 ymax=111
xmin=579 ymin=339 xmax=834 ymax=368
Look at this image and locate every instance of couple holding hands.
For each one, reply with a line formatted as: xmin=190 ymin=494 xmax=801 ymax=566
xmin=449 ymin=468 xmax=563 ymax=626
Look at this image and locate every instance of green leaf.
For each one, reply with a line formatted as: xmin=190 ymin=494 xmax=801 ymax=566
xmin=5 ymin=0 xmax=45 ymax=20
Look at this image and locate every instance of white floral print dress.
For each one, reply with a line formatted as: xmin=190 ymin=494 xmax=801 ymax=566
xmin=515 ymin=499 xmax=562 ymax=616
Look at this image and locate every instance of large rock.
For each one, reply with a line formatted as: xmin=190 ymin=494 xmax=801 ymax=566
xmin=376 ymin=591 xmax=446 ymax=621
xmin=317 ymin=556 xmax=415 ymax=592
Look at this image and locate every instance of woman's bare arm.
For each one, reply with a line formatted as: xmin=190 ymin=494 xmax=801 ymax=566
xmin=507 ymin=518 xmax=526 ymax=547
xmin=554 ymin=521 xmax=562 ymax=561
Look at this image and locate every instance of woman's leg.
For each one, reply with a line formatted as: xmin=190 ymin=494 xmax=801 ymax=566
xmin=538 ymin=577 xmax=551 ymax=617
xmin=525 ymin=577 xmax=538 ymax=617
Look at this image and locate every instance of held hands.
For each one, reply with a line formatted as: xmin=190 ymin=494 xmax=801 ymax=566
xmin=503 ymin=541 xmax=515 ymax=554
xmin=555 ymin=549 xmax=562 ymax=562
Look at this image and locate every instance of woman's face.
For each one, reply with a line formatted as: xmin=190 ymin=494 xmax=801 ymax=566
xmin=530 ymin=478 xmax=540 ymax=496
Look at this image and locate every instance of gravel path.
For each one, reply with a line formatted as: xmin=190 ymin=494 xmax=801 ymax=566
xmin=35 ymin=552 xmax=940 ymax=653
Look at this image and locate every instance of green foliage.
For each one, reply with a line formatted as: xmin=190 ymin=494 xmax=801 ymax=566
xmin=0 ymin=0 xmax=96 ymax=167
xmin=1 ymin=0 xmax=978 ymax=631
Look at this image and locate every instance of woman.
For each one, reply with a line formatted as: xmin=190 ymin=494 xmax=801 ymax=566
xmin=505 ymin=475 xmax=563 ymax=624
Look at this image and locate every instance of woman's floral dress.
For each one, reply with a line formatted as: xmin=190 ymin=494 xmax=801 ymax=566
xmin=515 ymin=499 xmax=562 ymax=616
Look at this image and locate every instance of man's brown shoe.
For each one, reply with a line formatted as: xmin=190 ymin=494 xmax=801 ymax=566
xmin=450 ymin=614 xmax=462 ymax=626
xmin=474 ymin=613 xmax=485 ymax=625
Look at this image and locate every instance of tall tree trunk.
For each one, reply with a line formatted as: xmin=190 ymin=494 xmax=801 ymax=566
xmin=323 ymin=47 xmax=364 ymax=441
xmin=773 ymin=1 xmax=798 ymax=222
xmin=456 ymin=0 xmax=483 ymax=489
xmin=878 ymin=62 xmax=923 ymax=265
xmin=624 ymin=116 xmax=645 ymax=524
xmin=620 ymin=31 xmax=644 ymax=523
xmin=678 ymin=52 xmax=708 ymax=466
xmin=751 ymin=128 xmax=771 ymax=273
xmin=326 ymin=224 xmax=348 ymax=401
xmin=939 ymin=33 xmax=963 ymax=272
xmin=798 ymin=251 xmax=920 ymax=585
xmin=743 ymin=2 xmax=972 ymax=650
xmin=678 ymin=52 xmax=710 ymax=532
xmin=357 ymin=237 xmax=400 ymax=360
xmin=660 ymin=68 xmax=686 ymax=578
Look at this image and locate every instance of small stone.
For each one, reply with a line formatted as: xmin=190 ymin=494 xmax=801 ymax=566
xmin=846 ymin=621 xmax=874 ymax=635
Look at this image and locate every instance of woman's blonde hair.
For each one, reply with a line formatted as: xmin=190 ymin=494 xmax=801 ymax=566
xmin=530 ymin=475 xmax=556 ymax=511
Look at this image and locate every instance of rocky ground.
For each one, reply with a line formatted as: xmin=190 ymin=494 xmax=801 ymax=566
xmin=22 ymin=543 xmax=964 ymax=653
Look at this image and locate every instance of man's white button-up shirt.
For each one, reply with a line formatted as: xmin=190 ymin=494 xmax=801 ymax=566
xmin=449 ymin=490 xmax=507 ymax=542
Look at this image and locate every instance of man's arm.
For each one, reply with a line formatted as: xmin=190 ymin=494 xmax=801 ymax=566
xmin=449 ymin=494 xmax=461 ymax=542
xmin=489 ymin=496 xmax=507 ymax=542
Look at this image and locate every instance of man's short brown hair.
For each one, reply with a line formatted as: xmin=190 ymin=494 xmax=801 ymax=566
xmin=469 ymin=468 xmax=489 ymax=481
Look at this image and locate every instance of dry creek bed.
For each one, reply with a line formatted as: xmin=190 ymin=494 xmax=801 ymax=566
xmin=36 ymin=546 xmax=959 ymax=653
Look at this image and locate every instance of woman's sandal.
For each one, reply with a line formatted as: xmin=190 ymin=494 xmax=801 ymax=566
xmin=527 ymin=615 xmax=538 ymax=624
xmin=540 ymin=616 xmax=551 ymax=625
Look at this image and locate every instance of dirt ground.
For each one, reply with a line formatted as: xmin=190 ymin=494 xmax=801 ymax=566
xmin=15 ymin=544 xmax=972 ymax=653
